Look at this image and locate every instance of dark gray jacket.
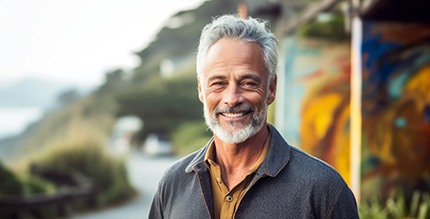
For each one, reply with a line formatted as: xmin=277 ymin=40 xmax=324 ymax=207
xmin=149 ymin=125 xmax=359 ymax=218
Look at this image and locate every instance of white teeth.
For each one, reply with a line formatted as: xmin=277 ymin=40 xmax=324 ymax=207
xmin=223 ymin=112 xmax=244 ymax=118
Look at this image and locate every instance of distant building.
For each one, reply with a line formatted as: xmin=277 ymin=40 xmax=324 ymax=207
xmin=109 ymin=116 xmax=142 ymax=154
xmin=142 ymin=133 xmax=174 ymax=156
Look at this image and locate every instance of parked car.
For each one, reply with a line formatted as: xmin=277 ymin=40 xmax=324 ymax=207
xmin=142 ymin=133 xmax=174 ymax=156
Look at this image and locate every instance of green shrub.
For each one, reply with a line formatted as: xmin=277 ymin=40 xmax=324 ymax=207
xmin=0 ymin=161 xmax=55 ymax=198
xmin=21 ymin=174 xmax=56 ymax=196
xmin=0 ymin=161 xmax=24 ymax=196
xmin=298 ymin=12 xmax=348 ymax=41
xmin=172 ymin=121 xmax=212 ymax=156
xmin=31 ymin=132 xmax=135 ymax=206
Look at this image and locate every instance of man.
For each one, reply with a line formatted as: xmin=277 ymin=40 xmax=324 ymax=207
xmin=149 ymin=14 xmax=359 ymax=218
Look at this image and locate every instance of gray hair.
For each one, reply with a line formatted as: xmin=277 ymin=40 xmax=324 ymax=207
xmin=196 ymin=14 xmax=278 ymax=82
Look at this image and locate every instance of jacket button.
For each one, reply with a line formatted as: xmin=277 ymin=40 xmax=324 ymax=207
xmin=226 ymin=195 xmax=233 ymax=202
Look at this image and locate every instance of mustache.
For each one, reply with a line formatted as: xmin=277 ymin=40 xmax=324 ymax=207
xmin=214 ymin=103 xmax=254 ymax=114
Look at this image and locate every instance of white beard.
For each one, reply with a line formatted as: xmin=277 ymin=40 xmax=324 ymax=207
xmin=203 ymin=101 xmax=267 ymax=144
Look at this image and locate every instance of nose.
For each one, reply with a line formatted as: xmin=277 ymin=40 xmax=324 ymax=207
xmin=223 ymin=84 xmax=243 ymax=107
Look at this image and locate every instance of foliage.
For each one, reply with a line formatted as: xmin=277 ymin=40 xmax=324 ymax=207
xmin=171 ymin=121 xmax=212 ymax=156
xmin=117 ymin=73 xmax=203 ymax=141
xmin=298 ymin=12 xmax=348 ymax=41
xmin=21 ymin=174 xmax=56 ymax=196
xmin=359 ymin=190 xmax=430 ymax=219
xmin=0 ymin=161 xmax=24 ymax=196
xmin=0 ymin=161 xmax=55 ymax=197
xmin=30 ymin=127 xmax=135 ymax=206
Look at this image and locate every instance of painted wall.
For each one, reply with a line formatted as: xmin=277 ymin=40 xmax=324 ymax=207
xmin=276 ymin=21 xmax=430 ymax=200
xmin=361 ymin=21 xmax=430 ymax=201
xmin=277 ymin=36 xmax=352 ymax=184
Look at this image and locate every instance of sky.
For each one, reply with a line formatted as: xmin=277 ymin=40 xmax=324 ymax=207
xmin=0 ymin=0 xmax=205 ymax=88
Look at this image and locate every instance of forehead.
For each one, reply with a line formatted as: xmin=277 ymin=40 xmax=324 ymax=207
xmin=202 ymin=38 xmax=266 ymax=79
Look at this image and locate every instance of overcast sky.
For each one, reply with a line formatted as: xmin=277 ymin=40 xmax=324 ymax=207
xmin=0 ymin=0 xmax=204 ymax=88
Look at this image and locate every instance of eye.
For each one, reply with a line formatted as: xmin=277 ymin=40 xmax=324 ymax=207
xmin=240 ymin=80 xmax=258 ymax=89
xmin=209 ymin=81 xmax=227 ymax=89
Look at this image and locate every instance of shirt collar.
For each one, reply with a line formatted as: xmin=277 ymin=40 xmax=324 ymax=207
xmin=203 ymin=126 xmax=271 ymax=173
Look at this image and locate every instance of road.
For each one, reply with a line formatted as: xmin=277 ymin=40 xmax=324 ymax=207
xmin=74 ymin=152 xmax=179 ymax=219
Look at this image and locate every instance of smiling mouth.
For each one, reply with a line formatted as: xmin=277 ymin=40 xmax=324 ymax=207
xmin=220 ymin=111 xmax=251 ymax=118
xmin=215 ymin=104 xmax=254 ymax=119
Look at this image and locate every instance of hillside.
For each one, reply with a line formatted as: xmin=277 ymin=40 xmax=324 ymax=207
xmin=0 ymin=0 xmax=241 ymax=161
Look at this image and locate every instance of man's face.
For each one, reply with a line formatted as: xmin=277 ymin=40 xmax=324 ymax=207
xmin=198 ymin=38 xmax=276 ymax=144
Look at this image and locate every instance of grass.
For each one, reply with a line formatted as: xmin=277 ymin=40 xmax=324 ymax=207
xmin=359 ymin=190 xmax=430 ymax=219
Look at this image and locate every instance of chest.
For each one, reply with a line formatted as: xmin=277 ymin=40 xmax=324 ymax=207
xmin=163 ymin=172 xmax=319 ymax=219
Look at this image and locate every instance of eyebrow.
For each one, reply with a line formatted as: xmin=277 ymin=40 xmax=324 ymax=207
xmin=207 ymin=75 xmax=226 ymax=82
xmin=239 ymin=74 xmax=261 ymax=83
xmin=207 ymin=73 xmax=261 ymax=83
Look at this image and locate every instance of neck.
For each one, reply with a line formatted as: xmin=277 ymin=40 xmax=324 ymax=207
xmin=213 ymin=124 xmax=269 ymax=189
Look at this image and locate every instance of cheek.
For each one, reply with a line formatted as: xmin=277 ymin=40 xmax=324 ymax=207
xmin=203 ymin=92 xmax=220 ymax=110
xmin=255 ymin=88 xmax=268 ymax=104
xmin=245 ymin=92 xmax=266 ymax=108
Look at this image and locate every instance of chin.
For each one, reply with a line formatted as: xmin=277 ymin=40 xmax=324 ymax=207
xmin=212 ymin=122 xmax=264 ymax=144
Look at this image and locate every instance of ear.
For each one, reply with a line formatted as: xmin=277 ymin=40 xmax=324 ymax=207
xmin=197 ymin=77 xmax=204 ymax=103
xmin=267 ymin=76 xmax=277 ymax=105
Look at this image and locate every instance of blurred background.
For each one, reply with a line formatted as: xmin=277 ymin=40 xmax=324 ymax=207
xmin=0 ymin=0 xmax=429 ymax=218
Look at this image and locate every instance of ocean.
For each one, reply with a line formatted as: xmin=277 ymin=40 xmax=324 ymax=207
xmin=0 ymin=107 xmax=43 ymax=140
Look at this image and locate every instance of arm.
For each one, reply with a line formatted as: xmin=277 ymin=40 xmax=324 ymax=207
xmin=327 ymin=186 xmax=359 ymax=219
xmin=148 ymin=188 xmax=164 ymax=219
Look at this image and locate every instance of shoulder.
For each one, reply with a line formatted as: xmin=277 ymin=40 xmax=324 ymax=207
xmin=288 ymin=146 xmax=346 ymax=184
xmin=267 ymin=125 xmax=346 ymax=186
xmin=287 ymin=146 xmax=358 ymax=216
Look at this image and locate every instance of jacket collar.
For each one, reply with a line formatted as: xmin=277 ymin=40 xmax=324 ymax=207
xmin=257 ymin=124 xmax=291 ymax=177
xmin=185 ymin=137 xmax=212 ymax=173
xmin=185 ymin=124 xmax=291 ymax=176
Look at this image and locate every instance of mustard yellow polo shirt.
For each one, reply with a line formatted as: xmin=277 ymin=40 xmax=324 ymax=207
xmin=204 ymin=130 xmax=271 ymax=219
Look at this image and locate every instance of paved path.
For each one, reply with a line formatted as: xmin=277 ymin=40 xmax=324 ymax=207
xmin=74 ymin=152 xmax=179 ymax=219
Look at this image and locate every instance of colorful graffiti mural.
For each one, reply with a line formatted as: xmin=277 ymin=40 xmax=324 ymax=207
xmin=361 ymin=21 xmax=430 ymax=201
xmin=280 ymin=36 xmax=352 ymax=184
